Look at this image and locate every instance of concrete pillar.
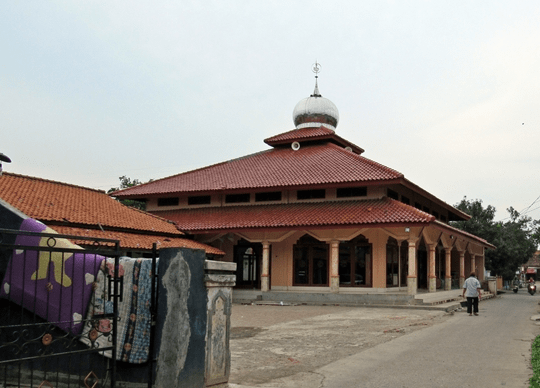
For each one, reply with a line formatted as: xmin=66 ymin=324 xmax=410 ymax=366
xmin=330 ymin=240 xmax=340 ymax=293
xmin=428 ymin=244 xmax=436 ymax=292
xmin=445 ymin=248 xmax=452 ymax=291
xmin=261 ymin=241 xmax=270 ymax=292
xmin=471 ymin=254 xmax=476 ymax=275
xmin=459 ymin=252 xmax=465 ymax=288
xmin=204 ymin=260 xmax=236 ymax=387
xmin=155 ymin=248 xmax=208 ymax=388
xmin=407 ymin=240 xmax=417 ymax=295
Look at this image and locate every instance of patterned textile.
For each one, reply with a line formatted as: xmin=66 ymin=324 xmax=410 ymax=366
xmin=80 ymin=257 xmax=155 ymax=364
xmin=0 ymin=218 xmax=104 ymax=335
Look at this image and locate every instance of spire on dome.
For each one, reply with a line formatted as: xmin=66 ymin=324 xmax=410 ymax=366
xmin=311 ymin=62 xmax=321 ymax=97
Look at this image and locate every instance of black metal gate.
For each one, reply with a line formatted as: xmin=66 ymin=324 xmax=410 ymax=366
xmin=0 ymin=228 xmax=124 ymax=388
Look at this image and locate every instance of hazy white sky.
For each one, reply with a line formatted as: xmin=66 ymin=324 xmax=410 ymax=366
xmin=2 ymin=1 xmax=540 ymax=221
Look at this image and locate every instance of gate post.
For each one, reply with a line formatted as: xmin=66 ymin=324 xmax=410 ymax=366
xmin=204 ymin=260 xmax=236 ymax=387
xmin=154 ymin=248 xmax=207 ymax=388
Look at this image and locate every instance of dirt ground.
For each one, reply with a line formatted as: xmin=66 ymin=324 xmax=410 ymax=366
xmin=229 ymin=303 xmax=451 ymax=386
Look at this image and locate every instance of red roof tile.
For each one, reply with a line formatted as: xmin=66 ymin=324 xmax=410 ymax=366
xmin=264 ymin=126 xmax=365 ymax=154
xmin=114 ymin=142 xmax=402 ymax=198
xmin=51 ymin=226 xmax=224 ymax=255
xmin=151 ymin=198 xmax=435 ymax=232
xmin=0 ymin=173 xmax=223 ymax=255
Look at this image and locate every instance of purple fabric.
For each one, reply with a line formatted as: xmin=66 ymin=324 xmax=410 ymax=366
xmin=0 ymin=218 xmax=104 ymax=334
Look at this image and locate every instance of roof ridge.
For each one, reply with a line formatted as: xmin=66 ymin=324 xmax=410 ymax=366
xmin=2 ymin=172 xmax=106 ymax=194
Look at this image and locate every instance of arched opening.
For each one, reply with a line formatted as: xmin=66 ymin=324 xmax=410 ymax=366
xmin=234 ymin=240 xmax=262 ymax=289
xmin=339 ymin=235 xmax=372 ymax=287
xmin=417 ymin=239 xmax=428 ymax=289
xmin=386 ymin=237 xmax=408 ymax=287
xmin=293 ymin=235 xmax=328 ymax=286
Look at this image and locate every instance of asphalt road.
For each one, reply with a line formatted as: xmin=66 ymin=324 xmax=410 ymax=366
xmin=231 ymin=292 xmax=540 ymax=388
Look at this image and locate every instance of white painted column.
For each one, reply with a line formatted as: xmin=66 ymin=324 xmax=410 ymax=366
xmin=261 ymin=241 xmax=270 ymax=292
xmin=407 ymin=240 xmax=417 ymax=295
xmin=330 ymin=240 xmax=340 ymax=293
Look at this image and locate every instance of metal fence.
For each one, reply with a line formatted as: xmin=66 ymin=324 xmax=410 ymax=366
xmin=0 ymin=228 xmax=124 ymax=388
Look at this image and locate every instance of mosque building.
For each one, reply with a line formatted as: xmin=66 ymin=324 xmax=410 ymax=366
xmin=112 ymin=66 xmax=493 ymax=304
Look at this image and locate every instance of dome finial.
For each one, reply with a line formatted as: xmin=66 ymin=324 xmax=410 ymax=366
xmin=311 ymin=61 xmax=322 ymax=97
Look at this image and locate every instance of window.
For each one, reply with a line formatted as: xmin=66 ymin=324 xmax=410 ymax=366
xmin=432 ymin=211 xmax=439 ymax=219
xmin=297 ymin=189 xmax=325 ymax=200
xmin=440 ymin=215 xmax=447 ymax=222
xmin=336 ymin=187 xmax=367 ymax=198
xmin=423 ymin=206 xmax=430 ymax=213
xmin=401 ymin=196 xmax=410 ymax=205
xmin=157 ymin=197 xmax=179 ymax=207
xmin=255 ymin=191 xmax=282 ymax=202
xmin=415 ymin=202 xmax=422 ymax=210
xmin=387 ymin=189 xmax=399 ymax=200
xmin=188 ymin=195 xmax=211 ymax=205
xmin=225 ymin=193 xmax=250 ymax=203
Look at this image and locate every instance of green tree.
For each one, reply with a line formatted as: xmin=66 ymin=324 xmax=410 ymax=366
xmin=108 ymin=176 xmax=147 ymax=211
xmin=452 ymin=197 xmax=539 ymax=280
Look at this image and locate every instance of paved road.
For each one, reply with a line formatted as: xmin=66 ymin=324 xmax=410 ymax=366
xmin=231 ymin=292 xmax=540 ymax=388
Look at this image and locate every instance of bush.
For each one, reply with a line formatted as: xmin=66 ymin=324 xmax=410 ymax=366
xmin=530 ymin=335 xmax=540 ymax=387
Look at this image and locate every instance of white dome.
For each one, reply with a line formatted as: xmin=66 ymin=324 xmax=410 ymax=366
xmin=292 ymin=94 xmax=339 ymax=130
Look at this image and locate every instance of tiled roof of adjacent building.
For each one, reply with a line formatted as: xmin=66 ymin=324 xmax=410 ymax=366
xmin=112 ymin=142 xmax=402 ymax=198
xmin=152 ymin=197 xmax=435 ymax=232
xmin=0 ymin=173 xmax=223 ymax=255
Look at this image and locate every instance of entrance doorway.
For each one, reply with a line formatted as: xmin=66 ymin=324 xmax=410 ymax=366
xmin=417 ymin=241 xmax=428 ymax=289
xmin=293 ymin=235 xmax=328 ymax=286
xmin=234 ymin=241 xmax=262 ymax=289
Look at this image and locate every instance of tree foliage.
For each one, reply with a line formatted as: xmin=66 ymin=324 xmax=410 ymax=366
xmin=452 ymin=197 xmax=540 ymax=280
xmin=108 ymin=176 xmax=147 ymax=211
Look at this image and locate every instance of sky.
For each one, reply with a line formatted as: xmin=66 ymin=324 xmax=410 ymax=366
xmin=1 ymin=1 xmax=540 ymax=221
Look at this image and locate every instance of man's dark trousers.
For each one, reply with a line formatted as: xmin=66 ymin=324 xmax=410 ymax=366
xmin=467 ymin=297 xmax=479 ymax=314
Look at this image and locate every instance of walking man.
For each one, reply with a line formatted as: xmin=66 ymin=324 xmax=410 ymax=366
xmin=462 ymin=272 xmax=482 ymax=316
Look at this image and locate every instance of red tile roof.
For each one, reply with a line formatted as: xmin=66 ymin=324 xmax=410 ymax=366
xmin=51 ymin=226 xmax=224 ymax=254
xmin=151 ymin=197 xmax=435 ymax=232
xmin=264 ymin=126 xmax=365 ymax=154
xmin=0 ymin=173 xmax=223 ymax=255
xmin=113 ymin=142 xmax=402 ymax=198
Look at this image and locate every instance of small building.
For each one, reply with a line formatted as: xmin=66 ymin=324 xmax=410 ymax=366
xmin=0 ymin=172 xmax=223 ymax=258
xmin=112 ymin=75 xmax=493 ymax=303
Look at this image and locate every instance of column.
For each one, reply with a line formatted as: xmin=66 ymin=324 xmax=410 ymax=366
xmin=459 ymin=252 xmax=465 ymax=288
xmin=261 ymin=241 xmax=270 ymax=292
xmin=470 ymin=254 xmax=476 ymax=276
xmin=330 ymin=240 xmax=340 ymax=293
xmin=444 ymin=248 xmax=452 ymax=291
xmin=407 ymin=240 xmax=417 ymax=295
xmin=428 ymin=244 xmax=437 ymax=292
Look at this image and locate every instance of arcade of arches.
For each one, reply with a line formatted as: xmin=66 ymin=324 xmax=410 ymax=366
xmin=226 ymin=226 xmax=487 ymax=295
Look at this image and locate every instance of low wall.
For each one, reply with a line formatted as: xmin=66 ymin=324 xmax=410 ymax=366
xmin=260 ymin=291 xmax=415 ymax=306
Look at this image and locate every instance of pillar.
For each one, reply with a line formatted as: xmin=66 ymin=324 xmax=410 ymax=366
xmin=428 ymin=244 xmax=437 ymax=292
xmin=471 ymin=254 xmax=476 ymax=276
xmin=407 ymin=240 xmax=417 ymax=295
xmin=445 ymin=248 xmax=452 ymax=291
xmin=261 ymin=241 xmax=270 ymax=292
xmin=459 ymin=252 xmax=465 ymax=288
xmin=204 ymin=259 xmax=237 ymax=387
xmin=330 ymin=240 xmax=340 ymax=293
